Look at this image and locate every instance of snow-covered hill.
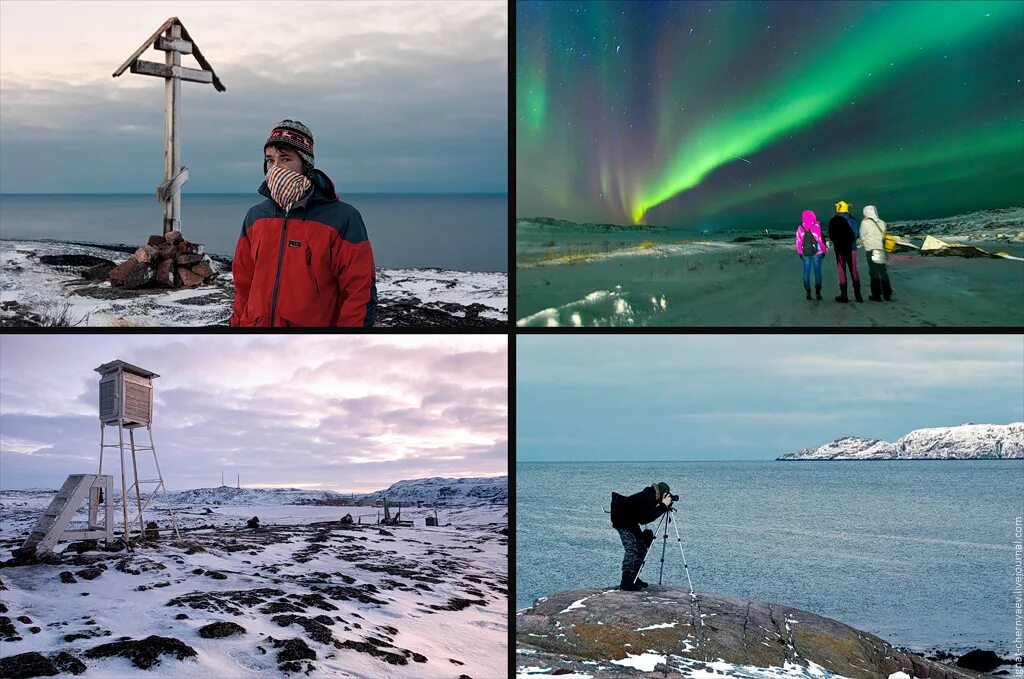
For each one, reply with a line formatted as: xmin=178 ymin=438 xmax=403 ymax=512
xmin=778 ymin=423 xmax=1024 ymax=460
xmin=163 ymin=487 xmax=348 ymax=506
xmin=359 ymin=476 xmax=508 ymax=506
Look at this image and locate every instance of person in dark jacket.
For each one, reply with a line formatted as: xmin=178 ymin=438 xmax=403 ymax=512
xmin=231 ymin=119 xmax=378 ymax=327
xmin=610 ymin=482 xmax=673 ymax=591
xmin=826 ymin=200 xmax=862 ymax=303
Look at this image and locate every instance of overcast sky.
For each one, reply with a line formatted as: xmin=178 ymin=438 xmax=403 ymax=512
xmin=518 ymin=335 xmax=1024 ymax=462
xmin=0 ymin=0 xmax=507 ymax=193
xmin=0 ymin=335 xmax=507 ymax=492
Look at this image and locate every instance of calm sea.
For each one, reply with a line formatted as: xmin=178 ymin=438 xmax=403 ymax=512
xmin=0 ymin=193 xmax=507 ymax=272
xmin=517 ymin=461 xmax=1022 ymax=655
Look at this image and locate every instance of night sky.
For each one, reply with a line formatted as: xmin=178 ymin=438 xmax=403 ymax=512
xmin=516 ymin=1 xmax=1024 ymax=228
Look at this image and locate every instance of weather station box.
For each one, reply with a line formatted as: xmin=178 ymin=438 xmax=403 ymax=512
xmin=95 ymin=360 xmax=160 ymax=428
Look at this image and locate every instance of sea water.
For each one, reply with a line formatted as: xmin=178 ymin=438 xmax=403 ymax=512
xmin=0 ymin=193 xmax=507 ymax=271
xmin=517 ymin=460 xmax=1022 ymax=655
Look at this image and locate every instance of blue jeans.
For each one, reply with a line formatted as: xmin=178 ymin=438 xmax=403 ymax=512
xmin=802 ymin=254 xmax=823 ymax=289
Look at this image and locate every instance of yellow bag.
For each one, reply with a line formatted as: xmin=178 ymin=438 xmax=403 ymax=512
xmin=883 ymin=234 xmax=896 ymax=252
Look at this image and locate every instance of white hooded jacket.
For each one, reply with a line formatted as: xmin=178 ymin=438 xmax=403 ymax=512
xmin=859 ymin=205 xmax=886 ymax=252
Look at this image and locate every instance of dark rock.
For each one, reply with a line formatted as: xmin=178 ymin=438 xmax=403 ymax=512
xmin=83 ymin=635 xmax=197 ymax=669
xmin=16 ymin=615 xmax=32 ymax=624
xmin=1 ymin=615 xmax=22 ymax=642
xmin=52 ymin=652 xmax=86 ymax=675
xmin=275 ymin=637 xmax=317 ymax=662
xmin=205 ymin=570 xmax=228 ymax=580
xmin=39 ymin=254 xmax=113 ymax=268
xmin=271 ymin=615 xmax=335 ymax=645
xmin=175 ymin=613 xmax=189 ymax=620
xmin=177 ymin=241 xmax=202 ymax=254
xmin=29 ymin=627 xmax=41 ymax=634
xmin=64 ymin=541 xmax=99 ymax=554
xmin=83 ymin=262 xmax=116 ymax=281
xmin=144 ymin=522 xmax=159 ymax=540
xmin=65 ymin=633 xmax=90 ymax=642
xmin=75 ymin=564 xmax=106 ymax=580
xmin=37 ymin=551 xmax=62 ymax=565
xmin=203 ymin=508 xmax=213 ymax=515
xmin=247 ymin=516 xmax=260 ymax=529
xmin=0 ymin=651 xmax=57 ymax=679
xmin=199 ymin=621 xmax=247 ymax=639
xmin=165 ymin=230 xmax=184 ymax=245
xmin=148 ymin=234 xmax=167 ymax=247
xmin=378 ymin=529 xmax=394 ymax=537
xmin=957 ymin=650 xmax=1003 ymax=673
xmin=192 ymin=568 xmax=205 ymax=575
xmin=518 ymin=588 xmax=980 ymax=679
xmin=175 ymin=253 xmax=203 ymax=267
xmin=339 ymin=514 xmax=353 ymax=525
xmin=108 ymin=258 xmax=153 ymax=289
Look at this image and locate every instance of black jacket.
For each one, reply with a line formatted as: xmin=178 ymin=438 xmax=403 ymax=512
xmin=610 ymin=486 xmax=668 ymax=532
xmin=827 ymin=213 xmax=856 ymax=251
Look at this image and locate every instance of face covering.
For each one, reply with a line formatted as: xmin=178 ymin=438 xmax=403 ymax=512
xmin=266 ymin=164 xmax=312 ymax=213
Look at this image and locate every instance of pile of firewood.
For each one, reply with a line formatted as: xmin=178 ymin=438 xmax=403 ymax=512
xmin=108 ymin=230 xmax=217 ymax=290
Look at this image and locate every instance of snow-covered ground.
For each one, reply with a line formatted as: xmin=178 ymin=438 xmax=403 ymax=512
xmin=0 ymin=489 xmax=508 ymax=678
xmin=0 ymin=239 xmax=507 ymax=327
xmin=778 ymin=422 xmax=1024 ymax=460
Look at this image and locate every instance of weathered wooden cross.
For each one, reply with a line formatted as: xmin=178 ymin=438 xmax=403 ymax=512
xmin=112 ymin=18 xmax=225 ymax=235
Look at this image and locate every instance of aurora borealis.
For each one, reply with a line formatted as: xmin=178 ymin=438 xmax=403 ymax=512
xmin=516 ymin=1 xmax=1024 ymax=228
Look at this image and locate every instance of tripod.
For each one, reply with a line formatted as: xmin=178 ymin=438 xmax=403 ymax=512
xmin=634 ymin=507 xmax=696 ymax=597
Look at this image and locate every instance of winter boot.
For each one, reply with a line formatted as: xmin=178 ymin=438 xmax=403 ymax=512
xmin=805 ymin=287 xmax=812 ymax=300
xmin=853 ymin=282 xmax=863 ymax=302
xmin=868 ymin=279 xmax=883 ymax=302
xmin=815 ymin=285 xmax=822 ymax=301
xmin=620 ymin=570 xmax=642 ymax=591
xmin=636 ymin=576 xmax=650 ymax=589
xmin=834 ymin=284 xmax=849 ymax=303
xmin=881 ymin=279 xmax=893 ymax=301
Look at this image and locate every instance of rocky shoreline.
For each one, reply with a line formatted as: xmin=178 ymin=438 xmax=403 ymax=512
xmin=0 ymin=238 xmax=507 ymax=328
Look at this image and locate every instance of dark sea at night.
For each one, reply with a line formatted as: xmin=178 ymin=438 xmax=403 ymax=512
xmin=0 ymin=193 xmax=507 ymax=272
xmin=517 ymin=460 xmax=1022 ymax=655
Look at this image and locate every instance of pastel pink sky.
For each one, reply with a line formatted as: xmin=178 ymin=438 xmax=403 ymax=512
xmin=0 ymin=335 xmax=507 ymax=492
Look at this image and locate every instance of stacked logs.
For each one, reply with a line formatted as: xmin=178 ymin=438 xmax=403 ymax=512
xmin=108 ymin=230 xmax=217 ymax=290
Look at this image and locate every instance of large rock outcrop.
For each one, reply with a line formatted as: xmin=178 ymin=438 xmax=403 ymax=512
xmin=517 ymin=587 xmax=981 ymax=679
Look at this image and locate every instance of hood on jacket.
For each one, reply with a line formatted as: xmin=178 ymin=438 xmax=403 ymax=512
xmin=801 ymin=209 xmax=819 ymax=230
xmin=258 ymin=168 xmax=338 ymax=208
xmin=863 ymin=205 xmax=879 ymax=221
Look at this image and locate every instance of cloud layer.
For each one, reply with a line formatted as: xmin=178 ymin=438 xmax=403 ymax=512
xmin=0 ymin=1 xmax=507 ymax=193
xmin=0 ymin=335 xmax=507 ymax=491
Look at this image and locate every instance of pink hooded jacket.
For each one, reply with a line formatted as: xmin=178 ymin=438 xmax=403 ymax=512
xmin=795 ymin=210 xmax=828 ymax=256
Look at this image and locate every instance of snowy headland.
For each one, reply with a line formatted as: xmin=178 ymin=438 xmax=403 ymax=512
xmin=0 ymin=478 xmax=508 ymax=678
xmin=778 ymin=423 xmax=1024 ymax=460
xmin=0 ymin=239 xmax=507 ymax=328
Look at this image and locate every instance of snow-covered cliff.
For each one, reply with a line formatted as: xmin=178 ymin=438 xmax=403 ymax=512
xmin=778 ymin=423 xmax=1024 ymax=460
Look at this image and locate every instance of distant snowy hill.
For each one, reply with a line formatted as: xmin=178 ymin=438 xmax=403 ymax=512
xmin=778 ymin=423 xmax=1024 ymax=460
xmin=162 ymin=486 xmax=347 ymax=506
xmin=359 ymin=476 xmax=508 ymax=506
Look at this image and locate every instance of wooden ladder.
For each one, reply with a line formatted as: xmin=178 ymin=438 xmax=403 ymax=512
xmin=17 ymin=474 xmax=114 ymax=557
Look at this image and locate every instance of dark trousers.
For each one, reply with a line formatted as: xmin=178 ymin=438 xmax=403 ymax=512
xmin=866 ymin=251 xmax=892 ymax=298
xmin=834 ymin=247 xmax=859 ymax=285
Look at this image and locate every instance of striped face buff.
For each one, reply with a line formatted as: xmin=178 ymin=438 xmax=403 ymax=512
xmin=266 ymin=165 xmax=312 ymax=213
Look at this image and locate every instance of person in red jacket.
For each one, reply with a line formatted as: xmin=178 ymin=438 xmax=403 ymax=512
xmin=231 ymin=119 xmax=377 ymax=327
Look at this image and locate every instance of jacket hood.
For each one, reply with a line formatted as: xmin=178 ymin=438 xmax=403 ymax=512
xmin=258 ymin=168 xmax=338 ymax=206
xmin=863 ymin=205 xmax=879 ymax=220
xmin=801 ymin=210 xmax=819 ymax=229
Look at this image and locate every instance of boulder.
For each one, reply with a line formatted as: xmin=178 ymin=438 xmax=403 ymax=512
xmin=83 ymin=262 xmax=116 ymax=281
xmin=175 ymin=253 xmax=203 ymax=267
xmin=177 ymin=267 xmax=204 ymax=288
xmin=83 ymin=635 xmax=197 ymax=670
xmin=133 ymin=245 xmax=157 ymax=264
xmin=191 ymin=261 xmax=214 ymax=279
xmin=246 ymin=516 xmax=260 ymax=529
xmin=164 ymin=230 xmax=184 ymax=246
xmin=144 ymin=522 xmax=159 ymax=540
xmin=177 ymin=241 xmax=202 ymax=255
xmin=108 ymin=259 xmax=153 ymax=289
xmin=147 ymin=234 xmax=167 ymax=247
xmin=154 ymin=258 xmax=176 ymax=288
xmin=517 ymin=588 xmax=980 ymax=679
xmin=957 ymin=650 xmax=1003 ymax=673
xmin=198 ymin=621 xmax=246 ymax=639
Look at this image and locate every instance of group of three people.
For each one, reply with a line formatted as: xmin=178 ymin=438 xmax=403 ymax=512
xmin=795 ymin=201 xmax=893 ymax=304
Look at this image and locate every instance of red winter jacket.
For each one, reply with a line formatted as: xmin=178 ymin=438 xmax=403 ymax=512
xmin=231 ymin=169 xmax=377 ymax=327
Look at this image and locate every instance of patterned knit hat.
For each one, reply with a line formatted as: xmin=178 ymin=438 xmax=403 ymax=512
xmin=265 ymin=119 xmax=314 ymax=168
xmin=656 ymin=482 xmax=670 ymax=496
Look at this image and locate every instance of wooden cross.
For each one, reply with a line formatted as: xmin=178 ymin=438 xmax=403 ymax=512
xmin=113 ymin=18 xmax=225 ymax=235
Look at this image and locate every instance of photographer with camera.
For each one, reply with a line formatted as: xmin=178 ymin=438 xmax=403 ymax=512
xmin=610 ymin=482 xmax=675 ymax=591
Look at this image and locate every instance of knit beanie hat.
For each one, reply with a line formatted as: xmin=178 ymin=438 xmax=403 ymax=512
xmin=265 ymin=119 xmax=315 ymax=168
xmin=656 ymin=482 xmax=670 ymax=496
